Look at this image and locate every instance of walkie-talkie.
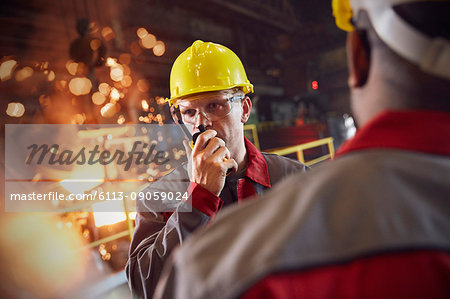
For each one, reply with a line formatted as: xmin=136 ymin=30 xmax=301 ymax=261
xmin=192 ymin=124 xmax=206 ymax=144
xmin=192 ymin=124 xmax=233 ymax=175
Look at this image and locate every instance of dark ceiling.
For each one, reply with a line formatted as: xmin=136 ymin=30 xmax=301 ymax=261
xmin=0 ymin=0 xmax=350 ymax=125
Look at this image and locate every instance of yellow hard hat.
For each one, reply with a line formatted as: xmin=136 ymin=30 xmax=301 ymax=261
xmin=331 ymin=0 xmax=354 ymax=32
xmin=166 ymin=40 xmax=254 ymax=105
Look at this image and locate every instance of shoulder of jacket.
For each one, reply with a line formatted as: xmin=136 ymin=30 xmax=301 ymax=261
xmin=261 ymin=152 xmax=307 ymax=169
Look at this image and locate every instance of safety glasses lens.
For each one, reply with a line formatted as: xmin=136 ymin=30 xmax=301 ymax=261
xmin=174 ymin=98 xmax=233 ymax=124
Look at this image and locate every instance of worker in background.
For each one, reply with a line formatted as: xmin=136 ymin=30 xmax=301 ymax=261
xmin=154 ymin=1 xmax=450 ymax=298
xmin=126 ymin=40 xmax=306 ymax=298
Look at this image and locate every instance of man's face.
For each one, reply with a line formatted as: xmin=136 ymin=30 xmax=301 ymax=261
xmin=173 ymin=91 xmax=251 ymax=151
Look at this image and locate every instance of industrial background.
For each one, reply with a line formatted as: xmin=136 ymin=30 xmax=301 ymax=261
xmin=0 ymin=0 xmax=356 ymax=298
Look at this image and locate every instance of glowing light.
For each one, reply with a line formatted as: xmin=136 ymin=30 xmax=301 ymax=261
xmin=113 ymin=82 xmax=123 ymax=89
xmin=153 ymin=41 xmax=165 ymax=56
xmin=41 ymin=61 xmax=49 ymax=70
xmin=130 ymin=42 xmax=142 ymax=56
xmin=72 ymin=113 xmax=86 ymax=124
xmin=92 ymin=201 xmax=127 ymax=227
xmin=101 ymin=26 xmax=114 ymax=41
xmin=147 ymin=167 xmax=158 ymax=176
xmin=173 ymin=148 xmax=185 ymax=160
xmin=105 ymin=57 xmax=117 ymax=67
xmin=60 ymin=178 xmax=103 ymax=196
xmin=77 ymin=62 xmax=87 ymax=74
xmin=69 ymin=77 xmax=92 ymax=96
xmin=0 ymin=214 xmax=86 ymax=297
xmin=89 ymin=21 xmax=99 ymax=34
xmin=99 ymin=244 xmax=110 ymax=260
xmin=6 ymin=102 xmax=25 ymax=117
xmin=92 ymin=92 xmax=106 ymax=105
xmin=123 ymin=64 xmax=131 ymax=75
xmin=99 ymin=82 xmax=110 ymax=96
xmin=156 ymin=96 xmax=165 ymax=105
xmin=141 ymin=34 xmax=156 ymax=49
xmin=99 ymin=244 xmax=107 ymax=255
xmin=344 ymin=114 xmax=356 ymax=139
xmin=110 ymin=65 xmax=124 ymax=81
xmin=102 ymin=253 xmax=111 ymax=261
xmin=137 ymin=79 xmax=150 ymax=92
xmin=110 ymin=87 xmax=120 ymax=101
xmin=47 ymin=70 xmax=55 ymax=81
xmin=90 ymin=39 xmax=102 ymax=51
xmin=15 ymin=66 xmax=34 ymax=82
xmin=65 ymin=61 xmax=78 ymax=75
xmin=121 ymin=75 xmax=132 ymax=87
xmin=38 ymin=95 xmax=51 ymax=107
xmin=101 ymin=103 xmax=117 ymax=118
xmin=60 ymin=165 xmax=104 ymax=194
xmin=119 ymin=53 xmax=131 ymax=65
xmin=312 ymin=80 xmax=319 ymax=90
xmin=0 ymin=60 xmax=18 ymax=81
xmin=129 ymin=212 xmax=137 ymax=220
xmin=137 ymin=27 xmax=148 ymax=39
xmin=117 ymin=114 xmax=125 ymax=124
xmin=57 ymin=80 xmax=67 ymax=91
xmin=141 ymin=99 xmax=149 ymax=111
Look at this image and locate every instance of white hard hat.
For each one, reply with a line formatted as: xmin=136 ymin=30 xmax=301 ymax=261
xmin=332 ymin=0 xmax=450 ymax=80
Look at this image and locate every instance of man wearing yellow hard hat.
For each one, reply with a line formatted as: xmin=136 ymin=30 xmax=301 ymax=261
xmin=127 ymin=40 xmax=306 ymax=298
xmin=154 ymin=1 xmax=450 ymax=298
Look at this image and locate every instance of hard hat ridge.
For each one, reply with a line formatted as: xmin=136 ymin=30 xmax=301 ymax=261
xmin=190 ymin=40 xmax=204 ymax=56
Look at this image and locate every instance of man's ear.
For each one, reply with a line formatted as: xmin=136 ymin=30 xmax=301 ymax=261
xmin=347 ymin=30 xmax=370 ymax=88
xmin=240 ymin=97 xmax=252 ymax=123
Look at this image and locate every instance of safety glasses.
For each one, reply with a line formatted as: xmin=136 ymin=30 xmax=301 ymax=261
xmin=170 ymin=94 xmax=244 ymax=125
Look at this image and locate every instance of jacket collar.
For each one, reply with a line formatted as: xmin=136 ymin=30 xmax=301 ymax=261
xmin=337 ymin=110 xmax=450 ymax=157
xmin=244 ymin=137 xmax=271 ymax=188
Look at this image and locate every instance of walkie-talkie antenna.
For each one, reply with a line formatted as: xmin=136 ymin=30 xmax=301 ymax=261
xmin=173 ymin=106 xmax=193 ymax=141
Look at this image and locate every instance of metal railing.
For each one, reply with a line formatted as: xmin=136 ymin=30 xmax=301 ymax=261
xmin=266 ymin=137 xmax=335 ymax=166
xmin=54 ymin=195 xmax=136 ymax=251
xmin=243 ymin=124 xmax=261 ymax=150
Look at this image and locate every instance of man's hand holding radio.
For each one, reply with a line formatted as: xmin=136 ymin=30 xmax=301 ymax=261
xmin=183 ymin=129 xmax=237 ymax=196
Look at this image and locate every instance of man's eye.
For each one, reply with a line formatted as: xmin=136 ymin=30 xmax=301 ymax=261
xmin=207 ymin=102 xmax=223 ymax=111
xmin=182 ymin=109 xmax=196 ymax=116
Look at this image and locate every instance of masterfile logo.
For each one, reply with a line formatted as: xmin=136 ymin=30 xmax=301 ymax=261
xmin=25 ymin=141 xmax=169 ymax=171
xmin=4 ymin=124 xmax=189 ymax=212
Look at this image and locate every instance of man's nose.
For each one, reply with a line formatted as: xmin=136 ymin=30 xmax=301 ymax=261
xmin=195 ymin=111 xmax=212 ymax=128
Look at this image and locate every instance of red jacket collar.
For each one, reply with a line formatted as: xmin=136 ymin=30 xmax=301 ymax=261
xmin=337 ymin=110 xmax=450 ymax=157
xmin=244 ymin=137 xmax=271 ymax=188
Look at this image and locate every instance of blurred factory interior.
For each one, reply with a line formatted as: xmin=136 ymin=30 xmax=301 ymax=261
xmin=0 ymin=0 xmax=356 ymax=298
